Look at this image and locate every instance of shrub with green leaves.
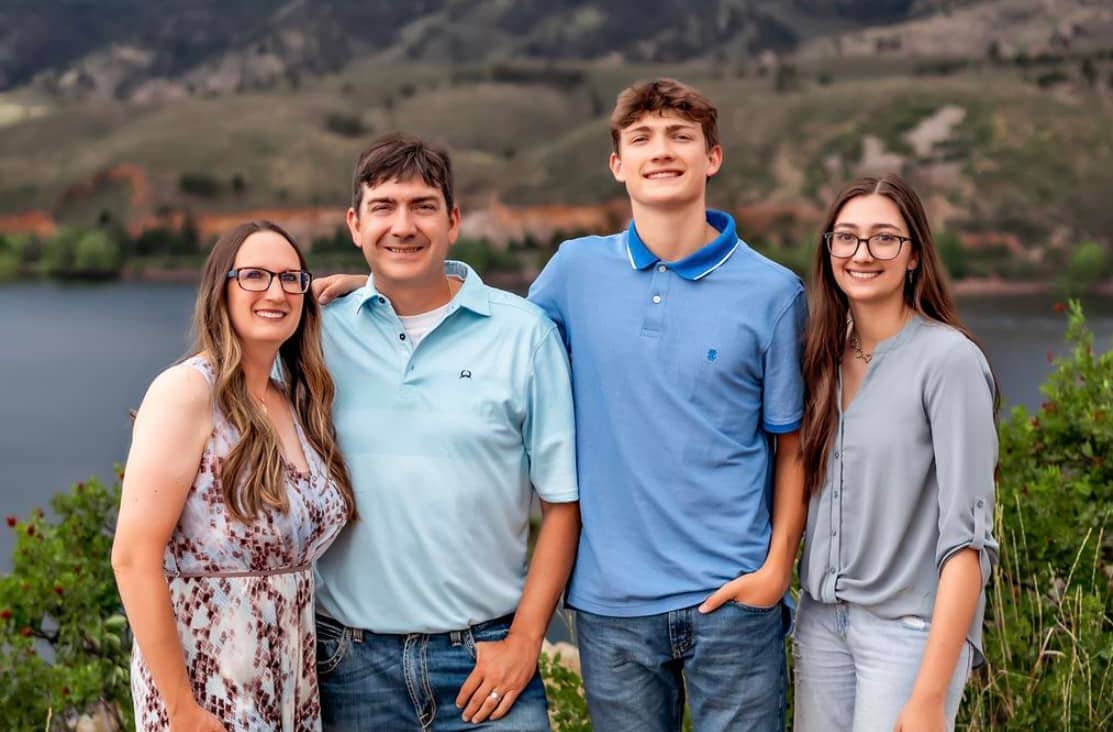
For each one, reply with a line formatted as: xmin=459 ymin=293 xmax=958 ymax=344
xmin=1058 ymin=241 xmax=1111 ymax=297
xmin=0 ymin=476 xmax=132 ymax=730
xmin=540 ymin=652 xmax=591 ymax=732
xmin=962 ymin=300 xmax=1112 ymax=729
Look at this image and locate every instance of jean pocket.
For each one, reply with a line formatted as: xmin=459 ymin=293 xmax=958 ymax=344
xmin=465 ymin=623 xmax=510 ymax=660
xmin=316 ymin=630 xmax=350 ymax=676
xmin=731 ymin=599 xmax=781 ymax=614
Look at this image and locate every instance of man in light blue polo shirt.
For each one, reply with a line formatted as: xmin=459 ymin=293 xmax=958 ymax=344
xmin=313 ymin=133 xmax=579 ymax=731
xmin=528 ymin=79 xmax=807 ymax=731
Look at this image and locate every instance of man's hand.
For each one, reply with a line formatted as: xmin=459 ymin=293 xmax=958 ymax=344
xmin=893 ymin=691 xmax=946 ymax=732
xmin=455 ymin=631 xmax=542 ymax=724
xmin=697 ymin=564 xmax=789 ymax=614
xmin=311 ymin=273 xmax=366 ymax=305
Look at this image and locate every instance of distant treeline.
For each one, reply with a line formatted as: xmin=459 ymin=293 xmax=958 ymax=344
xmin=2 ymin=218 xmax=1110 ymax=295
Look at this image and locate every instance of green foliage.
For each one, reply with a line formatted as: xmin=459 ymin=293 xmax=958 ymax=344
xmin=961 ymin=301 xmax=1112 ymax=729
xmin=937 ymin=230 xmax=967 ymax=280
xmin=451 ymin=237 xmax=521 ymax=274
xmin=1058 ymin=241 xmax=1111 ymax=296
xmin=324 ymin=112 xmax=369 ymax=138
xmin=128 ymin=217 xmax=200 ymax=258
xmin=995 ymin=301 xmax=1112 ymax=582
xmin=73 ymin=229 xmax=124 ymax=272
xmin=39 ymin=227 xmax=124 ymax=276
xmin=178 ymin=172 xmax=223 ymax=198
xmin=311 ymin=225 xmax=355 ymax=253
xmin=0 ymin=476 xmax=132 ymax=730
xmin=0 ymin=235 xmax=18 ymax=280
xmin=539 ymin=652 xmax=591 ymax=732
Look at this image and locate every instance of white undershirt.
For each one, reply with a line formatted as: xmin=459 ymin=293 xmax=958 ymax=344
xmin=397 ymin=301 xmax=452 ymax=348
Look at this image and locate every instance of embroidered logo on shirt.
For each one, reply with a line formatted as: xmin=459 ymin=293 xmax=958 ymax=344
xmin=459 ymin=369 xmax=472 ymax=379
xmin=706 ymin=349 xmax=718 ymax=362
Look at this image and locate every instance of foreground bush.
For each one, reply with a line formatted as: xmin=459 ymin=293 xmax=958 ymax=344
xmin=0 ymin=475 xmax=132 ymax=730
xmin=962 ymin=301 xmax=1112 ymax=729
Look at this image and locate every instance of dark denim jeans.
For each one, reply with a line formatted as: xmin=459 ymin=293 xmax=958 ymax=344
xmin=575 ymin=601 xmax=787 ymax=732
xmin=317 ymin=614 xmax=550 ymax=731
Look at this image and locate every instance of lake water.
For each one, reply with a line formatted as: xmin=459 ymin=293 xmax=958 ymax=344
xmin=2 ymin=283 xmax=1112 ymax=579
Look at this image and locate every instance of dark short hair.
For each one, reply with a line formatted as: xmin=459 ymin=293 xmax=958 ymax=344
xmin=350 ymin=133 xmax=455 ymax=215
xmin=610 ymin=78 xmax=719 ymax=154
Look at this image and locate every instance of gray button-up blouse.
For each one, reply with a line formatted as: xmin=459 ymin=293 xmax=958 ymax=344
xmin=799 ymin=315 xmax=999 ymax=663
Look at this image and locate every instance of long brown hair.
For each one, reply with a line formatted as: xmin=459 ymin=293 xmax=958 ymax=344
xmin=192 ymin=221 xmax=356 ymax=523
xmin=801 ymin=174 xmax=996 ymax=498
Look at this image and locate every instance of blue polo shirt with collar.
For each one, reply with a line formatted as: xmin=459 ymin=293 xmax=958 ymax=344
xmin=528 ymin=210 xmax=806 ymax=616
xmin=316 ymin=261 xmax=578 ymax=634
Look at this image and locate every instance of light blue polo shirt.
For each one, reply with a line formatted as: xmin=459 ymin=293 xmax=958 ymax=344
xmin=529 ymin=210 xmax=806 ymax=616
xmin=316 ymin=261 xmax=578 ymax=634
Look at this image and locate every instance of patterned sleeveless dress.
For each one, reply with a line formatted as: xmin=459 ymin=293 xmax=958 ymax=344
xmin=131 ymin=356 xmax=349 ymax=731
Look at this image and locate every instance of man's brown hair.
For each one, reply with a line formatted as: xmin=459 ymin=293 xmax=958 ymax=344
xmin=609 ymin=78 xmax=719 ymax=154
xmin=351 ymin=133 xmax=455 ymax=215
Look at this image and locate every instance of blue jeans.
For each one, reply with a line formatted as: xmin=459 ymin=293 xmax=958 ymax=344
xmin=575 ymin=601 xmax=787 ymax=732
xmin=792 ymin=593 xmax=972 ymax=732
xmin=316 ymin=614 xmax=550 ymax=731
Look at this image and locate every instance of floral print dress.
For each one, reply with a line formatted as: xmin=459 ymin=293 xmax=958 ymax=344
xmin=131 ymin=356 xmax=349 ymax=731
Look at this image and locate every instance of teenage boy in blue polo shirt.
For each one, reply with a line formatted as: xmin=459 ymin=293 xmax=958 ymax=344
xmin=313 ymin=133 xmax=580 ymax=731
xmin=527 ymin=79 xmax=807 ymax=731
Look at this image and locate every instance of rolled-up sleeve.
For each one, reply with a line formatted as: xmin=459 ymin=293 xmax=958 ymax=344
xmin=523 ymin=324 xmax=579 ymax=503
xmin=925 ymin=338 xmax=999 ymax=582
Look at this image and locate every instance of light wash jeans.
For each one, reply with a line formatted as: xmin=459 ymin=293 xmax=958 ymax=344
xmin=793 ymin=592 xmax=972 ymax=732
xmin=575 ymin=601 xmax=787 ymax=732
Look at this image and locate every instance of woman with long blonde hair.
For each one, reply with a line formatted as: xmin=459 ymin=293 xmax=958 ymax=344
xmin=112 ymin=221 xmax=356 ymax=731
xmin=794 ymin=175 xmax=998 ymax=731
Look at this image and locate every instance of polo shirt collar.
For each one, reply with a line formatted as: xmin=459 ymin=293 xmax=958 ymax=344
xmin=625 ymin=209 xmax=741 ymax=281
xmin=354 ymin=260 xmax=492 ymax=317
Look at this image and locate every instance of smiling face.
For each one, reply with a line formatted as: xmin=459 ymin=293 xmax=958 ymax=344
xmin=609 ymin=110 xmax=722 ymax=210
xmin=829 ymin=194 xmax=919 ymax=307
xmin=346 ymin=176 xmax=460 ymax=294
xmin=225 ymin=230 xmax=305 ymax=347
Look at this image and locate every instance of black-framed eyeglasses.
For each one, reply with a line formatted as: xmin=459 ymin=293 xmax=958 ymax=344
xmin=226 ymin=267 xmax=312 ymax=294
xmin=824 ymin=231 xmax=911 ymax=261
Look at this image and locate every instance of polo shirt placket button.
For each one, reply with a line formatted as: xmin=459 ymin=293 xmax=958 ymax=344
xmin=652 ymin=295 xmax=662 ymax=304
xmin=657 ymin=265 xmax=667 ymax=273
xmin=399 ymin=333 xmax=406 ymax=341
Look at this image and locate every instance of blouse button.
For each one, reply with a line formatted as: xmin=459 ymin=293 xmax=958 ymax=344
xmin=834 ymin=450 xmax=840 ymax=459
xmin=976 ymin=499 xmax=985 ymax=508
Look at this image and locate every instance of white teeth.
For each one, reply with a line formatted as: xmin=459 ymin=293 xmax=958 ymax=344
xmin=848 ymin=271 xmax=882 ymax=280
xmin=255 ymin=311 xmax=286 ymax=319
xmin=646 ymin=171 xmax=681 ymax=179
xmin=386 ymin=247 xmax=423 ymax=253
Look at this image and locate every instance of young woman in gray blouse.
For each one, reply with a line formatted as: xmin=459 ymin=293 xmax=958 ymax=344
xmin=794 ymin=174 xmax=998 ymax=732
